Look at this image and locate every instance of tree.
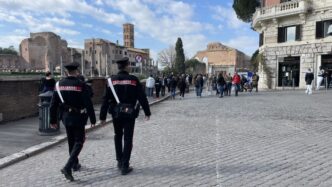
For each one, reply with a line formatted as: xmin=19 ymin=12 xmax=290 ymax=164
xmin=157 ymin=45 xmax=176 ymax=68
xmin=233 ymin=0 xmax=260 ymax=23
xmin=185 ymin=59 xmax=206 ymax=74
xmin=174 ymin=37 xmax=185 ymax=74
xmin=0 ymin=46 xmax=18 ymax=55
xmin=250 ymin=49 xmax=259 ymax=72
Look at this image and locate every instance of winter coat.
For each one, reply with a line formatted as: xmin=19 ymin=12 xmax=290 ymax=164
xmin=305 ymin=72 xmax=314 ymax=85
xmin=146 ymin=77 xmax=155 ymax=88
xmin=232 ymin=74 xmax=241 ymax=84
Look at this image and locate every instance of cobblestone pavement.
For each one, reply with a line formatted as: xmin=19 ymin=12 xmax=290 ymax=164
xmin=1 ymin=90 xmax=332 ymax=187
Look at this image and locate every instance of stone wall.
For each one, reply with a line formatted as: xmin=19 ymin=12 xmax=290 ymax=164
xmin=0 ymin=77 xmax=107 ymax=123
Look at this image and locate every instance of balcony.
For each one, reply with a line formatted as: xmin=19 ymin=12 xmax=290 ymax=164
xmin=253 ymin=0 xmax=310 ymax=28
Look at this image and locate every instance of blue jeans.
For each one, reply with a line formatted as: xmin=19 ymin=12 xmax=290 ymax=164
xmin=146 ymin=87 xmax=154 ymax=97
xmin=196 ymin=86 xmax=202 ymax=96
xmin=218 ymin=84 xmax=224 ymax=97
xmin=171 ymin=88 xmax=176 ymax=97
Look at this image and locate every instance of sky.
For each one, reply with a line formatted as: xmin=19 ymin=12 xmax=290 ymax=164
xmin=0 ymin=0 xmax=258 ymax=60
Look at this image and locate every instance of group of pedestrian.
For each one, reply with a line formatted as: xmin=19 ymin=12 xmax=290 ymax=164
xmin=145 ymin=73 xmax=192 ymax=100
xmin=194 ymin=72 xmax=260 ymax=98
xmin=49 ymin=57 xmax=151 ymax=181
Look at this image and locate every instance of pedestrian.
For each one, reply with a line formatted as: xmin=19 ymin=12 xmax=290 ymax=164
xmin=170 ymin=76 xmax=177 ymax=99
xmin=305 ymin=68 xmax=314 ymax=95
xmin=217 ymin=73 xmax=226 ymax=98
xmin=316 ymin=66 xmax=325 ymax=90
xmin=195 ymin=74 xmax=204 ymax=97
xmin=224 ymin=73 xmax=232 ymax=96
xmin=252 ymin=72 xmax=259 ymax=92
xmin=232 ymin=72 xmax=241 ymax=96
xmin=50 ymin=62 xmax=96 ymax=181
xmin=161 ymin=76 xmax=167 ymax=96
xmin=100 ymin=57 xmax=151 ymax=175
xmin=40 ymin=71 xmax=56 ymax=93
xmin=178 ymin=74 xmax=186 ymax=99
xmin=167 ymin=75 xmax=171 ymax=93
xmin=145 ymin=75 xmax=155 ymax=97
xmin=155 ymin=77 xmax=162 ymax=99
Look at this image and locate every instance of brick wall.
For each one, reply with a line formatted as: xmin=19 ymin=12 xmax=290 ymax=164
xmin=0 ymin=77 xmax=107 ymax=123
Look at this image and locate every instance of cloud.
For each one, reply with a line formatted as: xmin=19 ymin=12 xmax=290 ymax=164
xmin=44 ymin=17 xmax=75 ymax=26
xmin=82 ymin=23 xmax=93 ymax=28
xmin=0 ymin=0 xmax=125 ymax=25
xmin=106 ymin=0 xmax=209 ymax=58
xmin=212 ymin=5 xmax=247 ymax=29
xmin=0 ymin=35 xmax=26 ymax=49
xmin=67 ymin=39 xmax=84 ymax=49
xmin=224 ymin=36 xmax=258 ymax=56
xmin=95 ymin=0 xmax=104 ymax=6
xmin=101 ymin=29 xmax=112 ymax=35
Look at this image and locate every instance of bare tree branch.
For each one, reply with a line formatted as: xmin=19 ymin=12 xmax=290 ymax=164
xmin=157 ymin=45 xmax=176 ymax=68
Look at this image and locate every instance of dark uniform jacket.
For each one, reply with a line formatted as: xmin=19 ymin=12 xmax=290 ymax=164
xmin=50 ymin=76 xmax=96 ymax=126
xmin=100 ymin=71 xmax=151 ymax=121
xmin=305 ymin=72 xmax=314 ymax=85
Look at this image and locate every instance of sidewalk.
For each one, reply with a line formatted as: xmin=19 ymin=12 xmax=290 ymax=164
xmin=0 ymin=94 xmax=172 ymax=169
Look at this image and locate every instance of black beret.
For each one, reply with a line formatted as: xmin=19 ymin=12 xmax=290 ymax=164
xmin=64 ymin=62 xmax=80 ymax=71
xmin=116 ymin=57 xmax=129 ymax=65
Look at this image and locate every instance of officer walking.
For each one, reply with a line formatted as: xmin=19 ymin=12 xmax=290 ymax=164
xmin=100 ymin=57 xmax=151 ymax=175
xmin=50 ymin=62 xmax=96 ymax=181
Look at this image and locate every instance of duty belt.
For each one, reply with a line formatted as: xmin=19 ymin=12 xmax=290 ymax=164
xmin=63 ymin=105 xmax=87 ymax=114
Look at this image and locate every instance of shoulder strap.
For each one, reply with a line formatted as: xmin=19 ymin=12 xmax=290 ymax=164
xmin=55 ymin=81 xmax=64 ymax=103
xmin=107 ymin=78 xmax=120 ymax=104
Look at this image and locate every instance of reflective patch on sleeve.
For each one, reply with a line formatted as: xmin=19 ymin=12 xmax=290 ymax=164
xmin=112 ymin=80 xmax=137 ymax=86
xmin=59 ymin=86 xmax=82 ymax=92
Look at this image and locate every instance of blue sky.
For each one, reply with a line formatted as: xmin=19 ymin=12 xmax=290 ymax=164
xmin=0 ymin=0 xmax=258 ymax=59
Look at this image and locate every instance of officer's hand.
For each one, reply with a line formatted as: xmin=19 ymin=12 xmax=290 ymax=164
xmin=144 ymin=116 xmax=150 ymax=121
xmin=90 ymin=124 xmax=95 ymax=128
xmin=100 ymin=120 xmax=106 ymax=126
xmin=50 ymin=123 xmax=58 ymax=129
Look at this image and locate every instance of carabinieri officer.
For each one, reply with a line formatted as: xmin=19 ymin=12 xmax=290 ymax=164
xmin=50 ymin=62 xmax=96 ymax=181
xmin=100 ymin=57 xmax=151 ymax=175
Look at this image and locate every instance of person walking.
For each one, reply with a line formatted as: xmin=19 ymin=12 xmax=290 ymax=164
xmin=305 ymin=68 xmax=314 ymax=95
xmin=316 ymin=66 xmax=325 ymax=90
xmin=40 ymin=71 xmax=56 ymax=93
xmin=217 ymin=73 xmax=226 ymax=98
xmin=195 ymin=74 xmax=204 ymax=97
xmin=146 ymin=75 xmax=155 ymax=97
xmin=100 ymin=57 xmax=151 ymax=175
xmin=178 ymin=74 xmax=187 ymax=99
xmin=50 ymin=62 xmax=96 ymax=181
xmin=155 ymin=77 xmax=162 ymax=99
xmin=252 ymin=73 xmax=259 ymax=92
xmin=161 ymin=76 xmax=167 ymax=97
xmin=232 ymin=72 xmax=241 ymax=96
xmin=170 ymin=76 xmax=177 ymax=99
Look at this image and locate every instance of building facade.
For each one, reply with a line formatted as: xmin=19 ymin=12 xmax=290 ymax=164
xmin=19 ymin=32 xmax=70 ymax=72
xmin=253 ymin=0 xmax=332 ymax=89
xmin=194 ymin=42 xmax=250 ymax=75
xmin=84 ymin=23 xmax=156 ymax=77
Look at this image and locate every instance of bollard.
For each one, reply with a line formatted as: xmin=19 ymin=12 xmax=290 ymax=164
xmin=292 ymin=78 xmax=295 ymax=90
xmin=38 ymin=91 xmax=60 ymax=136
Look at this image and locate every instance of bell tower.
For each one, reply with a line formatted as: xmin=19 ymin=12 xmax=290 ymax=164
xmin=123 ymin=23 xmax=134 ymax=48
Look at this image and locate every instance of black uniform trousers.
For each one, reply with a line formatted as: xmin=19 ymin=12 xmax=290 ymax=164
xmin=113 ymin=118 xmax=135 ymax=168
xmin=63 ymin=114 xmax=86 ymax=170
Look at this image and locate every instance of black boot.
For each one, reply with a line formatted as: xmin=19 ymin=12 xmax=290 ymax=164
xmin=117 ymin=161 xmax=122 ymax=170
xmin=121 ymin=166 xmax=133 ymax=175
xmin=72 ymin=163 xmax=81 ymax=171
xmin=61 ymin=167 xmax=74 ymax=181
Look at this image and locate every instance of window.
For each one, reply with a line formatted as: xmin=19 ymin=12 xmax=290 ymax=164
xmin=124 ymin=51 xmax=127 ymax=55
xmin=316 ymin=20 xmax=332 ymax=39
xmin=96 ymin=61 xmax=98 ymax=64
xmin=280 ymin=0 xmax=292 ymax=2
xmin=278 ymin=25 xmax=301 ymax=43
xmin=120 ymin=50 xmax=122 ymax=54
xmin=259 ymin=32 xmax=264 ymax=47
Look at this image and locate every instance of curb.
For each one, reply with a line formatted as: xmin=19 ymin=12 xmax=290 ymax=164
xmin=0 ymin=94 xmax=172 ymax=170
